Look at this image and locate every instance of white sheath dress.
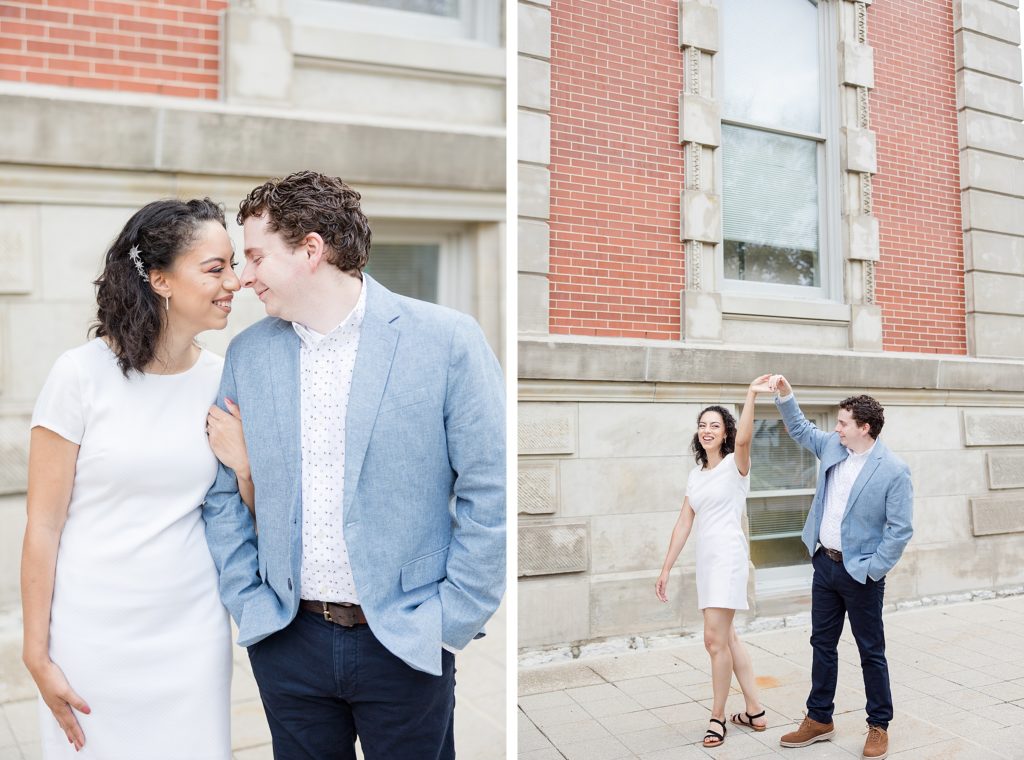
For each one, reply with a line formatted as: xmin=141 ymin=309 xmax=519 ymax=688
xmin=686 ymin=452 xmax=751 ymax=610
xmin=31 ymin=339 xmax=231 ymax=760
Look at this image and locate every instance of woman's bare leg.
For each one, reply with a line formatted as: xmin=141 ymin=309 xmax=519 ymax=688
xmin=728 ymin=625 xmax=767 ymax=728
xmin=702 ymin=608 xmax=736 ymax=744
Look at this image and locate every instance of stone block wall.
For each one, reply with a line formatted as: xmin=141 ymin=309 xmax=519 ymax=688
xmin=518 ymin=340 xmax=1024 ymax=651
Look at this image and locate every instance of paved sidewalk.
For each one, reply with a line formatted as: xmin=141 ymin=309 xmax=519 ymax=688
xmin=0 ymin=600 xmax=505 ymax=760
xmin=519 ymin=595 xmax=1024 ymax=759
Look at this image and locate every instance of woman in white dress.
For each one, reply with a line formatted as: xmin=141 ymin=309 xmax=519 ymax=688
xmin=21 ymin=199 xmax=245 ymax=758
xmin=655 ymin=375 xmax=773 ymax=748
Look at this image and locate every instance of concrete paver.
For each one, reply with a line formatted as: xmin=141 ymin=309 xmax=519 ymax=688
xmin=0 ymin=599 xmax=505 ymax=760
xmin=519 ymin=595 xmax=1024 ymax=759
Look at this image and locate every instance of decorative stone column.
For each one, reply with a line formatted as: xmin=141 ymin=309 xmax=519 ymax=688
xmin=840 ymin=0 xmax=882 ymax=351
xmin=518 ymin=0 xmax=552 ymax=335
xmin=224 ymin=0 xmax=294 ymax=107
xmin=678 ymin=0 xmax=723 ymax=342
xmin=954 ymin=0 xmax=1024 ymax=359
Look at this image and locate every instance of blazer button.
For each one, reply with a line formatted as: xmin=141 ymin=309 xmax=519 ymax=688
xmin=287 ymin=578 xmax=293 ymax=590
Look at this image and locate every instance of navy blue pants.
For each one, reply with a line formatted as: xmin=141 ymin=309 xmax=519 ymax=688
xmin=807 ymin=548 xmax=893 ymax=729
xmin=247 ymin=610 xmax=456 ymax=760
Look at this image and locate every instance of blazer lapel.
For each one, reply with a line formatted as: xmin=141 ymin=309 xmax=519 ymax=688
xmin=843 ymin=441 xmax=884 ymax=520
xmin=344 ymin=275 xmax=400 ymax=519
xmin=268 ymin=320 xmax=302 ymax=502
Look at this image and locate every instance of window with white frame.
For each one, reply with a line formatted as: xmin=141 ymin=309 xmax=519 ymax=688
xmin=719 ymin=0 xmax=838 ymax=299
xmin=747 ymin=413 xmax=824 ymax=573
xmin=286 ymin=0 xmax=502 ymax=45
xmin=365 ymin=243 xmax=440 ymax=303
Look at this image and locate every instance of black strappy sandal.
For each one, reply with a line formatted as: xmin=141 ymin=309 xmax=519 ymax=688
xmin=703 ymin=717 xmax=727 ymax=747
xmin=730 ymin=709 xmax=767 ymax=732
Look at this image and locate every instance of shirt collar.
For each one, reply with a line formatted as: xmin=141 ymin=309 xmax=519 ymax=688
xmin=292 ymin=280 xmax=366 ymax=349
xmin=845 ymin=440 xmax=877 ymax=459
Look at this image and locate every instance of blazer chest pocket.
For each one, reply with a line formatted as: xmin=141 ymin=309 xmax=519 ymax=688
xmin=400 ymin=545 xmax=449 ymax=592
xmin=378 ymin=386 xmax=430 ymax=416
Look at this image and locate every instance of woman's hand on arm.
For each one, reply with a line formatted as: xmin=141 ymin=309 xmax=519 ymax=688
xmin=21 ymin=426 xmax=90 ymax=750
xmin=656 ymin=498 xmax=696 ymax=602
xmin=207 ymin=399 xmax=255 ymax=516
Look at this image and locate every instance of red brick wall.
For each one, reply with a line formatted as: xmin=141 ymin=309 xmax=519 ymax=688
xmin=547 ymin=0 xmax=686 ymax=339
xmin=547 ymin=0 xmax=967 ymax=352
xmin=0 ymin=0 xmax=225 ymax=100
xmin=870 ymin=0 xmax=966 ymax=354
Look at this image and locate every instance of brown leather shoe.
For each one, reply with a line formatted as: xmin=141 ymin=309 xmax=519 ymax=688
xmin=779 ymin=715 xmax=835 ymax=747
xmin=863 ymin=725 xmax=888 ymax=759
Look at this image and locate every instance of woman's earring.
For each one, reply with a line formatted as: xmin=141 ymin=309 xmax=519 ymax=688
xmin=165 ymin=295 xmax=170 ymax=311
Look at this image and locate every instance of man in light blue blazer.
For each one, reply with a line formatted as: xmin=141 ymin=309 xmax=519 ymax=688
xmin=770 ymin=375 xmax=912 ymax=760
xmin=202 ymin=171 xmax=505 ymax=760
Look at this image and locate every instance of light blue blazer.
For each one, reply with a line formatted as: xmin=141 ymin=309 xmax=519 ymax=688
xmin=776 ymin=394 xmax=913 ymax=584
xmin=202 ymin=275 xmax=506 ymax=676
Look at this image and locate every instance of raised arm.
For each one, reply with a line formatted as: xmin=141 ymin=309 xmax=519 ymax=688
xmin=735 ymin=374 xmax=772 ymax=476
xmin=21 ymin=428 xmax=90 ymax=751
xmin=655 ymin=497 xmax=696 ymax=602
xmin=769 ymin=374 xmax=831 ymax=458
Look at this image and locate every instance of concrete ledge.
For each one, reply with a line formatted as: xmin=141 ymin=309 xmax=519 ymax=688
xmin=971 ymin=495 xmax=1024 ymax=535
xmin=519 ymin=337 xmax=1024 ymax=392
xmin=0 ymin=93 xmax=505 ymax=191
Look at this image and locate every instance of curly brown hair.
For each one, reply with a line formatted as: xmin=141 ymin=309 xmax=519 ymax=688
xmin=691 ymin=405 xmax=737 ymax=468
xmin=838 ymin=394 xmax=885 ymax=439
xmin=91 ymin=198 xmax=225 ymax=377
xmin=237 ymin=171 xmax=372 ymax=273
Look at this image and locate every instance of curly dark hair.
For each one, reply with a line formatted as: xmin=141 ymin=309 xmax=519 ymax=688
xmin=90 ymin=198 xmax=226 ymax=377
xmin=691 ymin=405 xmax=737 ymax=468
xmin=236 ymin=171 xmax=372 ymax=273
xmin=839 ymin=394 xmax=885 ymax=439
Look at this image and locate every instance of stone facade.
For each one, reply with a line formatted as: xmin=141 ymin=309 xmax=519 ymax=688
xmin=0 ymin=0 xmax=506 ymax=607
xmin=518 ymin=0 xmax=1024 ymax=653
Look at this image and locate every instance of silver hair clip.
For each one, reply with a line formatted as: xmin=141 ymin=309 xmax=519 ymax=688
xmin=128 ymin=244 xmax=148 ymax=281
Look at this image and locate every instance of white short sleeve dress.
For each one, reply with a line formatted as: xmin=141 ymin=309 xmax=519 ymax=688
xmin=31 ymin=339 xmax=232 ymax=760
xmin=685 ymin=452 xmax=751 ymax=611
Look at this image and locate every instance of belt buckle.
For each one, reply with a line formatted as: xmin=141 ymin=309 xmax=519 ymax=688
xmin=321 ymin=601 xmax=358 ymax=627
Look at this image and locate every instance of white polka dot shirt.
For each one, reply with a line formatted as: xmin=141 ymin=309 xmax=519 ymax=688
xmin=292 ymin=283 xmax=366 ymax=604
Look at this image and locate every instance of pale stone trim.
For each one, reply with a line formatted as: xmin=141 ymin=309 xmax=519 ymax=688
xmin=517 ymin=0 xmax=551 ymax=336
xmin=956 ymin=0 xmax=1024 ymax=358
xmin=678 ymin=0 xmax=721 ymax=340
xmin=519 ymin=337 xmax=1024 ymax=393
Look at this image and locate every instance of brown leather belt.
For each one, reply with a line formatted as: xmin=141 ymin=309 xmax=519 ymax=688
xmin=300 ymin=600 xmax=367 ymax=627
xmin=821 ymin=547 xmax=844 ymax=563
